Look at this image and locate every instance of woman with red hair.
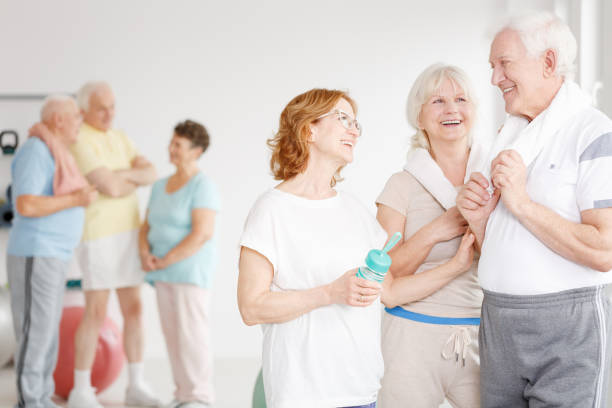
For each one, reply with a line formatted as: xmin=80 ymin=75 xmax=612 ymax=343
xmin=238 ymin=88 xmax=386 ymax=408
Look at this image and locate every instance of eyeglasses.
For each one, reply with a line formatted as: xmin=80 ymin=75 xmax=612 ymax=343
xmin=317 ymin=109 xmax=362 ymax=136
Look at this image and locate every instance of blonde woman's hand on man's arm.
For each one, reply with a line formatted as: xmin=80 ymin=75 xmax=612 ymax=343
xmin=377 ymin=204 xmax=466 ymax=278
xmin=382 ymin=230 xmax=475 ymax=308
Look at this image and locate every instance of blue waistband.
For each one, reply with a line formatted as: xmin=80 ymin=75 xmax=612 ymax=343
xmin=384 ymin=306 xmax=480 ymax=326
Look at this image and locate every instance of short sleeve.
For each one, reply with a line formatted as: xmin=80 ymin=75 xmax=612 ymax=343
xmin=192 ymin=176 xmax=221 ymax=211
xmin=239 ymin=194 xmax=278 ymax=271
xmin=12 ymin=140 xmax=54 ymax=198
xmin=376 ymin=172 xmax=410 ymax=215
xmin=71 ymin=138 xmax=105 ymax=175
xmin=344 ymin=192 xmax=389 ymax=251
xmin=372 ymin=217 xmax=389 ymax=249
xmin=577 ymin=131 xmax=612 ymax=211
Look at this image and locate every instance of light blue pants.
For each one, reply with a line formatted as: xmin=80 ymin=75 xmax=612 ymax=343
xmin=8 ymin=255 xmax=67 ymax=408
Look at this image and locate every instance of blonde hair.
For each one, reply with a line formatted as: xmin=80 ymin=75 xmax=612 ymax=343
xmin=267 ymin=88 xmax=357 ymax=187
xmin=406 ymin=63 xmax=477 ymax=150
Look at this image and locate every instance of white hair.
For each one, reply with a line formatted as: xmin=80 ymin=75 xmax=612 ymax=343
xmin=76 ymin=81 xmax=112 ymax=111
xmin=40 ymin=94 xmax=77 ymax=123
xmin=499 ymin=11 xmax=577 ymax=80
xmin=406 ymin=63 xmax=477 ymax=150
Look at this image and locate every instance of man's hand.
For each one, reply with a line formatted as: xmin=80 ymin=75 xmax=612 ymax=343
xmin=457 ymin=172 xmax=500 ymax=226
xmin=457 ymin=172 xmax=500 ymax=248
xmin=490 ymin=149 xmax=530 ymax=217
xmin=28 ymin=122 xmax=52 ymax=138
xmin=131 ymin=156 xmax=151 ymax=169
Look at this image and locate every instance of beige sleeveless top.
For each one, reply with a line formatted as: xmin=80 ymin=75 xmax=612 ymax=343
xmin=376 ymin=171 xmax=483 ymax=318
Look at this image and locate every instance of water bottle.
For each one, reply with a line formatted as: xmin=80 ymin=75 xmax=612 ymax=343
xmin=356 ymin=232 xmax=402 ymax=282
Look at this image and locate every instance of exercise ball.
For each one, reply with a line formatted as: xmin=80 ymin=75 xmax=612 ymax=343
xmin=53 ymin=306 xmax=124 ymax=398
xmin=0 ymin=288 xmax=17 ymax=366
xmin=252 ymin=368 xmax=266 ymax=408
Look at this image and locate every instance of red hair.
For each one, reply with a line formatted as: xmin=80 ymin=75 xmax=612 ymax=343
xmin=267 ymin=88 xmax=357 ymax=186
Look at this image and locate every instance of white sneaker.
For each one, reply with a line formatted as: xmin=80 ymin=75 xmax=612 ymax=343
xmin=179 ymin=402 xmax=210 ymax=408
xmin=125 ymin=384 xmax=161 ymax=407
xmin=67 ymin=386 xmax=103 ymax=408
xmin=160 ymin=399 xmax=181 ymax=408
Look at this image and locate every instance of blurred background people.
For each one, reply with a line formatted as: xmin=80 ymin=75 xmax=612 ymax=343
xmin=139 ymin=120 xmax=220 ymax=408
xmin=7 ymin=95 xmax=97 ymax=408
xmin=67 ymin=81 xmax=158 ymax=408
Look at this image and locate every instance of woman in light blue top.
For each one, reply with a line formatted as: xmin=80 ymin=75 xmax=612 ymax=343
xmin=139 ymin=120 xmax=220 ymax=408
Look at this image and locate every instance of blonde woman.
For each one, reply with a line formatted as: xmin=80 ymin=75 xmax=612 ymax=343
xmin=378 ymin=64 xmax=482 ymax=407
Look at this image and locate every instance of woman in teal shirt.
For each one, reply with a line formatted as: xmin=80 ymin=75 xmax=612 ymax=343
xmin=139 ymin=120 xmax=220 ymax=408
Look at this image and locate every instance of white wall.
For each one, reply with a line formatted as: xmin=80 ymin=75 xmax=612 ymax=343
xmin=0 ymin=0 xmax=561 ymax=360
xmin=602 ymin=0 xmax=612 ymax=116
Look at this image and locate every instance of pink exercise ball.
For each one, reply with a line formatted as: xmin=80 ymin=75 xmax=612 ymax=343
xmin=53 ymin=306 xmax=124 ymax=399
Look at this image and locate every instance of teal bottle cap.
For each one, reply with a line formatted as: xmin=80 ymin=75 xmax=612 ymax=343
xmin=364 ymin=231 xmax=403 ymax=274
xmin=365 ymin=249 xmax=392 ymax=274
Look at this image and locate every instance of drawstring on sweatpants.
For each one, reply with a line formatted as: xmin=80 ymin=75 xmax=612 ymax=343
xmin=441 ymin=327 xmax=471 ymax=367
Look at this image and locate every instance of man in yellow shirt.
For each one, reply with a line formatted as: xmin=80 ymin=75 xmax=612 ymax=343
xmin=67 ymin=81 xmax=159 ymax=408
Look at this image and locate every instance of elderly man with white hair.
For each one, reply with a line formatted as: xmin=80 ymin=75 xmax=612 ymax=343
xmin=457 ymin=11 xmax=612 ymax=407
xmin=7 ymin=95 xmax=97 ymax=408
xmin=67 ymin=82 xmax=158 ymax=408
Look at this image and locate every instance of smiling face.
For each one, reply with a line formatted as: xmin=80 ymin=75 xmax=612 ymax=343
xmin=83 ymin=85 xmax=115 ymax=131
xmin=168 ymin=133 xmax=202 ymax=167
xmin=418 ymin=78 xmax=473 ymax=148
xmin=489 ymin=29 xmax=553 ymax=120
xmin=309 ymin=98 xmax=359 ymax=166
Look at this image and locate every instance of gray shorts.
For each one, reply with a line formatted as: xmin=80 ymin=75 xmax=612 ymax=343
xmin=479 ymin=285 xmax=612 ymax=408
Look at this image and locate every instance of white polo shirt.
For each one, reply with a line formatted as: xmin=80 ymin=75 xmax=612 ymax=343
xmin=479 ymin=107 xmax=612 ymax=295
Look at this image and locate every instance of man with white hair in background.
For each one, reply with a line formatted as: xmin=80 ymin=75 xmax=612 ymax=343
xmin=66 ymin=82 xmax=159 ymax=408
xmin=7 ymin=95 xmax=97 ymax=408
xmin=456 ymin=11 xmax=612 ymax=407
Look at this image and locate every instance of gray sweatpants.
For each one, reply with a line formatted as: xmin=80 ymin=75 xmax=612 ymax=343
xmin=480 ymin=286 xmax=612 ymax=408
xmin=7 ymin=255 xmax=67 ymax=408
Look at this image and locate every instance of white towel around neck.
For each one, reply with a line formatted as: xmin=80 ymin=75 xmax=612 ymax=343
xmin=403 ymin=142 xmax=489 ymax=210
xmin=481 ymin=80 xmax=592 ymax=180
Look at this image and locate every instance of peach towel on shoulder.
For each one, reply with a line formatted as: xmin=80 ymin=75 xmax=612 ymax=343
xmin=28 ymin=123 xmax=88 ymax=195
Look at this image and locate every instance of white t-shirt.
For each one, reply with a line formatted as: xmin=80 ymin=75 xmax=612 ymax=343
xmin=240 ymin=188 xmax=387 ymax=408
xmin=479 ymin=107 xmax=612 ymax=295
